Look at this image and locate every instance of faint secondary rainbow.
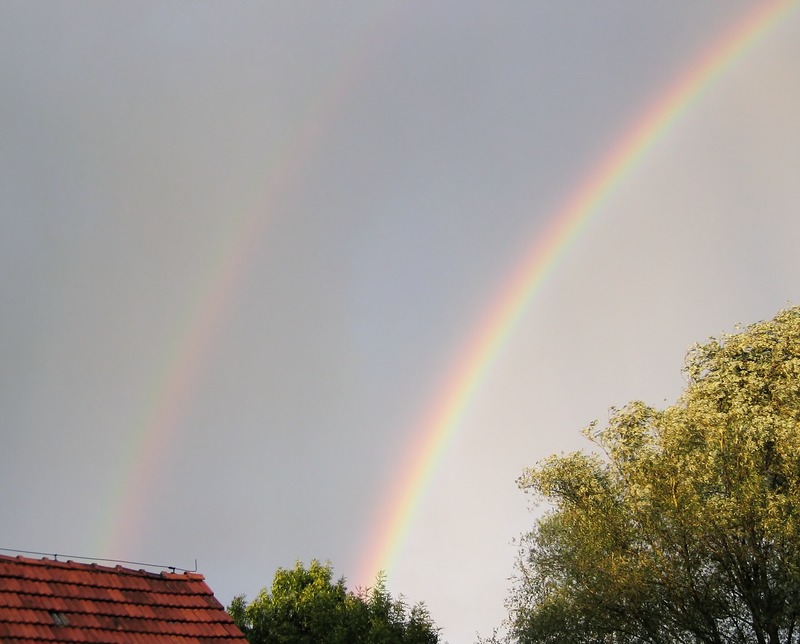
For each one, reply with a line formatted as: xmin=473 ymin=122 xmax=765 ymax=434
xmin=358 ymin=0 xmax=798 ymax=582
xmin=95 ymin=3 xmax=401 ymax=558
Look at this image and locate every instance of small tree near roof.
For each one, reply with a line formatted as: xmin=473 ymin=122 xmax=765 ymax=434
xmin=228 ymin=560 xmax=441 ymax=644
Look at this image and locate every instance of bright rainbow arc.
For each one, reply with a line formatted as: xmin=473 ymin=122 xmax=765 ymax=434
xmin=358 ymin=0 xmax=799 ymax=583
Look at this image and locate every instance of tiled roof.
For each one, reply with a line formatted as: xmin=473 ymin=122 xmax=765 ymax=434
xmin=0 ymin=553 xmax=247 ymax=643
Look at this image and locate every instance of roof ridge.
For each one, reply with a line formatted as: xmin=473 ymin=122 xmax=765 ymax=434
xmin=0 ymin=553 xmax=204 ymax=580
xmin=0 ymin=553 xmax=247 ymax=641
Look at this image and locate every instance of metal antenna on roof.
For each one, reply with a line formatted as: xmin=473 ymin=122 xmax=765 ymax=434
xmin=0 ymin=547 xmax=197 ymax=573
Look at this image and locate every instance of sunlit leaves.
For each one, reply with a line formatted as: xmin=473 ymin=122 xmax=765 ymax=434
xmin=508 ymin=306 xmax=800 ymax=644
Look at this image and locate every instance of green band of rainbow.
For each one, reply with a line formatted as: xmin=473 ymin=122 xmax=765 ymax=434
xmin=358 ymin=0 xmax=798 ymax=583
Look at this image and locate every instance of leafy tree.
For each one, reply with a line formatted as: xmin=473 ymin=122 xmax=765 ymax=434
xmin=507 ymin=307 xmax=800 ymax=644
xmin=228 ymin=560 xmax=442 ymax=644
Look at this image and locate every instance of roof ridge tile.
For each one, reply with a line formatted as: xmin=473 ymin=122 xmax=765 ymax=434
xmin=0 ymin=553 xmax=246 ymax=641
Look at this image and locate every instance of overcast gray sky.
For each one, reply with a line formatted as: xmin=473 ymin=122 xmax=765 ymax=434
xmin=2 ymin=2 xmax=800 ymax=642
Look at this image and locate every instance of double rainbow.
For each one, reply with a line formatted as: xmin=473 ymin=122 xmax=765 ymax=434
xmin=95 ymin=0 xmax=797 ymax=569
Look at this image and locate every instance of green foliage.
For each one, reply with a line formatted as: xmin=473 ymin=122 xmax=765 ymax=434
xmin=508 ymin=307 xmax=800 ymax=644
xmin=228 ymin=560 xmax=442 ymax=644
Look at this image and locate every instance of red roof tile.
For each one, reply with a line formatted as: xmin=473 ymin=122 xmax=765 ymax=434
xmin=0 ymin=554 xmax=247 ymax=643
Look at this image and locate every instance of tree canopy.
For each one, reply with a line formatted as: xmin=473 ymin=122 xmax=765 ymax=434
xmin=228 ymin=560 xmax=441 ymax=644
xmin=508 ymin=307 xmax=800 ymax=644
